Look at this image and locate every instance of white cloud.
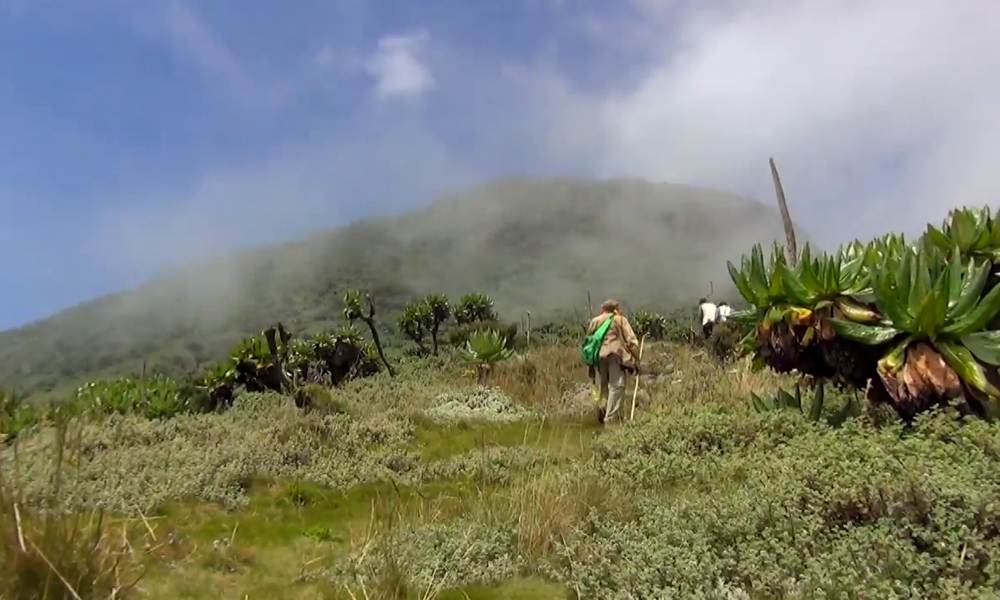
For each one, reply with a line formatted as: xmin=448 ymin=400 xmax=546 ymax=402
xmin=85 ymin=0 xmax=1000 ymax=286
xmin=530 ymin=0 xmax=1000 ymax=246
xmin=90 ymin=116 xmax=485 ymax=279
xmin=364 ymin=30 xmax=435 ymax=100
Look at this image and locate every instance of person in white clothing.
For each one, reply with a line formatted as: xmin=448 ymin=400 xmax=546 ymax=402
xmin=716 ymin=302 xmax=732 ymax=323
xmin=698 ymin=298 xmax=718 ymax=339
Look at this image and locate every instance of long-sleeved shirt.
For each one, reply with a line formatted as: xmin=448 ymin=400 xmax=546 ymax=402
xmin=586 ymin=312 xmax=642 ymax=368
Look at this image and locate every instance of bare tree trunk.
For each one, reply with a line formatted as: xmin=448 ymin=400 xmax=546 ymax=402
xmin=264 ymin=325 xmax=292 ymax=392
xmin=362 ymin=296 xmax=395 ymax=377
xmin=430 ymin=325 xmax=440 ymax=356
xmin=769 ymin=157 xmax=798 ymax=266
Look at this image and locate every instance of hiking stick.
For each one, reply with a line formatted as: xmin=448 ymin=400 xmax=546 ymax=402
xmin=629 ymin=335 xmax=646 ymax=421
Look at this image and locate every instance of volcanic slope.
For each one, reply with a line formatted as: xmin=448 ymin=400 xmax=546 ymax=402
xmin=0 ymin=176 xmax=800 ymax=396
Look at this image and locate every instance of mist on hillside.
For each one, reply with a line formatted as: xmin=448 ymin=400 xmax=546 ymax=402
xmin=0 ymin=174 xmax=797 ymax=396
xmin=110 ymin=175 xmax=792 ymax=329
xmin=4 ymin=0 xmax=998 ymax=397
xmin=43 ymin=0 xmax=995 ymax=342
xmin=61 ymin=0 xmax=994 ymax=345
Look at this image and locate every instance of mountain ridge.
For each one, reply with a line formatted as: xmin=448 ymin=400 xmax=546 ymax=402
xmin=0 ymin=176 xmax=803 ymax=397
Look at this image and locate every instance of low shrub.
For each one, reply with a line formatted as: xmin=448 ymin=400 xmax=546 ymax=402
xmin=447 ymin=321 xmax=521 ymax=350
xmin=0 ymin=391 xmax=43 ymax=441
xmin=343 ymin=400 xmax=1000 ymax=598
xmin=292 ymin=383 xmax=350 ymax=415
xmin=706 ymin=320 xmax=749 ymax=362
xmin=422 ymin=387 xmax=531 ymax=424
xmin=661 ymin=318 xmax=698 ymax=345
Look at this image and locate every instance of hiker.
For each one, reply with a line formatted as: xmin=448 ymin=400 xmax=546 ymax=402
xmin=584 ymin=300 xmax=642 ymax=426
xmin=698 ymin=297 xmax=718 ymax=339
xmin=716 ymin=301 xmax=732 ymax=323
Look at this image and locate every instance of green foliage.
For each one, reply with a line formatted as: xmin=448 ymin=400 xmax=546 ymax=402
xmin=191 ymin=331 xmax=286 ymax=409
xmin=533 ymin=321 xmax=582 ymax=345
xmin=342 ymin=288 xmax=366 ymax=322
xmin=0 ymin=391 xmax=40 ymax=440
xmin=729 ymin=205 xmax=1000 ymax=420
xmin=0 ymin=318 xmax=384 ymax=435
xmin=448 ymin=321 xmax=520 ymax=351
xmin=342 ymin=289 xmax=395 ymax=377
xmin=424 ymin=294 xmax=452 ymax=325
xmin=631 ymin=310 xmax=668 ymax=341
xmin=830 ymin=242 xmax=1000 ymax=404
xmin=4 ymin=392 xmax=544 ymax=516
xmin=334 ymin=323 xmax=366 ymax=348
xmin=72 ymin=373 xmax=190 ymax=420
xmin=189 ymin=322 xmax=380 ymax=414
xmin=706 ymin=320 xmax=750 ymax=362
xmin=463 ymin=330 xmax=515 ymax=364
xmin=397 ymin=300 xmax=434 ymax=353
xmin=193 ymin=360 xmax=238 ymax=411
xmin=923 ymin=205 xmax=1000 ymax=262
xmin=660 ymin=317 xmax=699 ymax=346
xmin=553 ymin=406 xmax=1000 ymax=597
xmin=326 ymin=393 xmax=1000 ymax=598
xmin=230 ymin=334 xmax=283 ymax=391
xmin=750 ymin=382 xmax=860 ymax=426
xmin=11 ymin=330 xmax=1000 ymax=598
xmin=455 ymin=294 xmax=498 ymax=325
xmin=292 ymin=383 xmax=349 ymax=414
xmin=423 ymin=294 xmax=452 ymax=355
xmin=463 ymin=330 xmax=515 ymax=383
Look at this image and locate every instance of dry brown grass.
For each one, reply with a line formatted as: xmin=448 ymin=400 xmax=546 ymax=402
xmin=637 ymin=342 xmax=792 ymax=410
xmin=343 ymin=464 xmax=634 ymax=593
xmin=485 ymin=339 xmax=790 ymax=419
xmin=342 ymin=497 xmax=450 ymax=600
xmin=1 ymin=428 xmax=144 ymax=600
xmin=500 ymin=468 xmax=635 ymax=567
xmin=487 ymin=345 xmax=586 ymax=409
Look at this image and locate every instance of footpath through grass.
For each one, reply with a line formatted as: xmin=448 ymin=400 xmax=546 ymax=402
xmin=7 ymin=342 xmax=1000 ymax=599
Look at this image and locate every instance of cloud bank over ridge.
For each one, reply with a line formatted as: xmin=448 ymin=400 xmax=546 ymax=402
xmin=1 ymin=0 xmax=998 ymax=325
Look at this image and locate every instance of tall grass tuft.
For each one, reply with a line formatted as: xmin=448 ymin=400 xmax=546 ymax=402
xmin=0 ymin=423 xmax=141 ymax=600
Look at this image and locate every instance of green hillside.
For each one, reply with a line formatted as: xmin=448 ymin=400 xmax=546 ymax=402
xmin=0 ymin=176 xmax=799 ymax=397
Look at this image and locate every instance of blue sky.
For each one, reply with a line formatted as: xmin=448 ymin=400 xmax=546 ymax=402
xmin=1 ymin=0 xmax=998 ymax=329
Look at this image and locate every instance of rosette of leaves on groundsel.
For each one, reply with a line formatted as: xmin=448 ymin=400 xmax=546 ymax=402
xmin=829 ymin=223 xmax=1000 ymax=420
xmin=726 ymin=239 xmax=882 ymax=382
xmin=455 ymin=293 xmax=498 ymax=325
xmin=632 ymin=310 xmax=668 ymax=341
xmin=750 ymin=382 xmax=860 ymax=427
xmin=462 ymin=329 xmax=514 ymax=383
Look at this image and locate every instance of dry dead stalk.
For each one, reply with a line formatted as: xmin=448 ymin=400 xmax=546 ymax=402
xmin=769 ymin=157 xmax=798 ymax=266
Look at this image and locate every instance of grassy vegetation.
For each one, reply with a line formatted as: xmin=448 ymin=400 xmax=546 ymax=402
xmin=0 ymin=177 xmax=795 ymax=398
xmin=5 ymin=325 xmax=1000 ymax=599
xmin=12 ymin=200 xmax=1000 ymax=597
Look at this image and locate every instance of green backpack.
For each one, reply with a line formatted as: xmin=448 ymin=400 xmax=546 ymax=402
xmin=581 ymin=315 xmax=616 ymax=367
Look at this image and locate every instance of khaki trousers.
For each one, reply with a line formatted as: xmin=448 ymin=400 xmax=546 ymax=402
xmin=596 ymin=356 xmax=626 ymax=425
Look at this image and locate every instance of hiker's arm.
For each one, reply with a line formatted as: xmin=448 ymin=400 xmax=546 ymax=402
xmin=585 ymin=318 xmax=598 ymax=336
xmin=621 ymin=317 xmax=641 ymax=360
